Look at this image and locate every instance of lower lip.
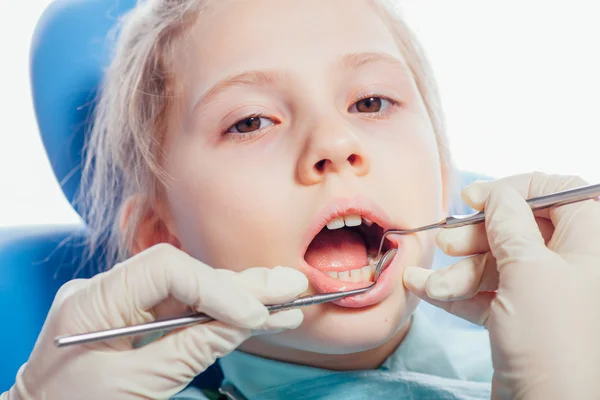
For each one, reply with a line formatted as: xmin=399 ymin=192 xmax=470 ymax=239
xmin=301 ymin=248 xmax=402 ymax=308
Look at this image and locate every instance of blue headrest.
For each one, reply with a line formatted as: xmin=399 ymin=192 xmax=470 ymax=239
xmin=30 ymin=0 xmax=137 ymax=214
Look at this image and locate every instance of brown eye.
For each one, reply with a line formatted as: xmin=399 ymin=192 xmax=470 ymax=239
xmin=234 ymin=117 xmax=261 ymax=133
xmin=349 ymin=96 xmax=394 ymax=115
xmin=227 ymin=115 xmax=275 ymax=135
xmin=355 ymin=97 xmax=382 ymax=113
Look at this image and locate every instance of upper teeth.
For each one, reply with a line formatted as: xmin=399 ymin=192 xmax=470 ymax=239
xmin=327 ymin=214 xmax=369 ymax=230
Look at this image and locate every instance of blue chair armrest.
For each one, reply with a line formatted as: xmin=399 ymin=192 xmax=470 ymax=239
xmin=0 ymin=224 xmax=92 ymax=390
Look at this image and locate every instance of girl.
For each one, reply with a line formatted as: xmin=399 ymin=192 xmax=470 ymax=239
xmin=4 ymin=1 xmax=599 ymax=399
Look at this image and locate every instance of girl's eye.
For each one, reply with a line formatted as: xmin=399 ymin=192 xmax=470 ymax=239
xmin=227 ymin=115 xmax=275 ymax=134
xmin=349 ymin=96 xmax=394 ymax=114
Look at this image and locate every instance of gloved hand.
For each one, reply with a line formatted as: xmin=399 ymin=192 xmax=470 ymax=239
xmin=403 ymin=172 xmax=600 ymax=400
xmin=2 ymin=243 xmax=308 ymax=400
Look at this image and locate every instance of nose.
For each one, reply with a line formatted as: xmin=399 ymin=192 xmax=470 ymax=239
xmin=296 ymin=118 xmax=370 ymax=185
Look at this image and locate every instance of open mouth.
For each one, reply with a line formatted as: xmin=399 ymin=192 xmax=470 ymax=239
xmin=303 ymin=214 xmax=394 ymax=284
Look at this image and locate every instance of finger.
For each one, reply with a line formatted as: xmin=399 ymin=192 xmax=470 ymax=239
xmin=436 ymin=216 xmax=554 ymax=257
xmin=461 ymin=173 xmax=557 ymax=214
xmin=251 ymin=309 xmax=304 ymax=335
xmin=134 ymin=322 xmax=250 ymax=392
xmin=144 ymin=266 xmax=307 ymax=342
xmin=135 ymin=308 xmax=304 ymax=384
xmin=232 ymin=266 xmax=309 ymax=304
xmin=462 ymin=173 xmax=600 ymax=245
xmin=464 ymin=172 xmax=590 ymax=209
xmin=484 ymin=185 xmax=547 ymax=267
xmin=435 ymin=224 xmax=488 ymax=256
xmin=107 ymin=244 xmax=303 ymax=330
xmin=403 ymin=267 xmax=494 ymax=326
xmin=425 ymin=252 xmax=499 ymax=301
xmin=547 ymin=194 xmax=600 ymax=255
xmin=53 ymin=278 xmax=88 ymax=306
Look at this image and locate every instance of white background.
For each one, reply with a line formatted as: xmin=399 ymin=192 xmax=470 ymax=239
xmin=1 ymin=1 xmax=599 ymax=227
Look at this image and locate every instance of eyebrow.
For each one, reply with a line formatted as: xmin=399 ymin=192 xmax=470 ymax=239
xmin=337 ymin=52 xmax=411 ymax=74
xmin=191 ymin=52 xmax=410 ymax=113
xmin=192 ymin=70 xmax=287 ymax=114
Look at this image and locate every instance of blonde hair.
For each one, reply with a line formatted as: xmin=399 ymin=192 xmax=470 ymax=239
xmin=80 ymin=0 xmax=453 ymax=269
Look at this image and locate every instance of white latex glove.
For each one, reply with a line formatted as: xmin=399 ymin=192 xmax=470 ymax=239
xmin=403 ymin=172 xmax=600 ymax=400
xmin=2 ymin=243 xmax=308 ymax=400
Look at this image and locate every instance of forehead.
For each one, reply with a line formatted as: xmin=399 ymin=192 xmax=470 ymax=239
xmin=176 ymin=0 xmax=405 ymax=85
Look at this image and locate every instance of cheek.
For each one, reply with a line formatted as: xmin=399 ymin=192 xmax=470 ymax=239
xmin=380 ymin=122 xmax=445 ymax=225
xmin=165 ymin=142 xmax=293 ymax=269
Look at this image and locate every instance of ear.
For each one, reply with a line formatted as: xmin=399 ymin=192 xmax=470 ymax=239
xmin=120 ymin=194 xmax=182 ymax=256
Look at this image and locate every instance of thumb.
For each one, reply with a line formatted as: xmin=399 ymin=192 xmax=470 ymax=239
xmin=484 ymin=184 xmax=546 ymax=268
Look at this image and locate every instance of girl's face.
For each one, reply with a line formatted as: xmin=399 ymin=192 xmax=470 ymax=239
xmin=159 ymin=0 xmax=445 ymax=358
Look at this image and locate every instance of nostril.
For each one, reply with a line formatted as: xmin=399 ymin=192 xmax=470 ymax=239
xmin=313 ymin=154 xmax=363 ymax=174
xmin=315 ymin=159 xmax=327 ymax=172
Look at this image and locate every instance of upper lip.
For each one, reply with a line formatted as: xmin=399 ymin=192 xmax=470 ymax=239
xmin=300 ymin=196 xmax=400 ymax=256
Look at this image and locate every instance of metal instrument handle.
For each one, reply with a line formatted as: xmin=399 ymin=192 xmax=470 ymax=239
xmin=445 ymin=183 xmax=600 ymax=228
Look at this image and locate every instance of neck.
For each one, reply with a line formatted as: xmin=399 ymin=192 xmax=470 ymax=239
xmin=239 ymin=318 xmax=412 ymax=371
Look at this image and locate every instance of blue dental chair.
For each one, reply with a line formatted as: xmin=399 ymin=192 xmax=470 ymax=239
xmin=0 ymin=0 xmax=224 ymax=391
xmin=0 ymin=0 xmax=488 ymax=392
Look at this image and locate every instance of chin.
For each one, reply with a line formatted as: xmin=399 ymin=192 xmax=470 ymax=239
xmin=265 ymin=283 xmax=418 ymax=355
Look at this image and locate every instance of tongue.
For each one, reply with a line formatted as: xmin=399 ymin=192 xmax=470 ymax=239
xmin=305 ymin=228 xmax=368 ymax=270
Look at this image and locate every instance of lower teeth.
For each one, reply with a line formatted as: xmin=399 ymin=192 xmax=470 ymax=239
xmin=325 ymin=254 xmax=382 ymax=283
